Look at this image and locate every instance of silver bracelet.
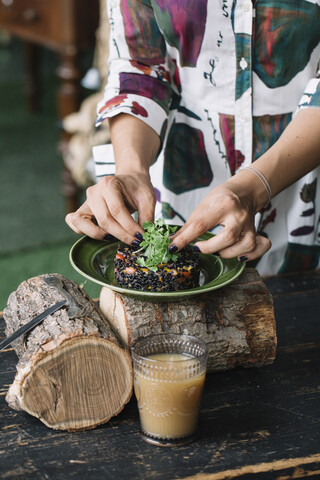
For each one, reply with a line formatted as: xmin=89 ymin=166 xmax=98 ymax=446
xmin=244 ymin=165 xmax=272 ymax=207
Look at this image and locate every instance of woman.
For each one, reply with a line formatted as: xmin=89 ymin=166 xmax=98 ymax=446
xmin=66 ymin=0 xmax=320 ymax=276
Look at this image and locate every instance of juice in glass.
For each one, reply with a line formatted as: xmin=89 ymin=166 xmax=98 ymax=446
xmin=132 ymin=335 xmax=208 ymax=446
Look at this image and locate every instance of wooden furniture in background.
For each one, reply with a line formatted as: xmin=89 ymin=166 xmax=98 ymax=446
xmin=0 ymin=0 xmax=99 ymax=212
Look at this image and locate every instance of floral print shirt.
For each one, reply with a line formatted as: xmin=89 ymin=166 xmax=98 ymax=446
xmin=94 ymin=0 xmax=320 ymax=276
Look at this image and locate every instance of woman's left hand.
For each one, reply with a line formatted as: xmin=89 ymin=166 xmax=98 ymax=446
xmin=170 ymin=184 xmax=271 ymax=262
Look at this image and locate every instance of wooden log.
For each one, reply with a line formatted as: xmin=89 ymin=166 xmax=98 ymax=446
xmin=4 ymin=274 xmax=133 ymax=431
xmin=99 ymin=268 xmax=277 ymax=372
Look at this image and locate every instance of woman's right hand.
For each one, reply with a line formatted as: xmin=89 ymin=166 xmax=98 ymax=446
xmin=65 ymin=171 xmax=156 ymax=245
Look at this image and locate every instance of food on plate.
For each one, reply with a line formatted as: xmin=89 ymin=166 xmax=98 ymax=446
xmin=114 ymin=220 xmax=200 ymax=292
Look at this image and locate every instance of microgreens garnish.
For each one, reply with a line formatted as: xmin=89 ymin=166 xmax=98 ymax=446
xmin=136 ymin=219 xmax=179 ymax=272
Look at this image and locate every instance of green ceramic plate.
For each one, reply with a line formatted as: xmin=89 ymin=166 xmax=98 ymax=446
xmin=69 ymin=233 xmax=245 ymax=302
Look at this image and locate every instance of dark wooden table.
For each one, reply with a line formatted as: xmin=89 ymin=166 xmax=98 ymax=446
xmin=1 ymin=271 xmax=320 ymax=479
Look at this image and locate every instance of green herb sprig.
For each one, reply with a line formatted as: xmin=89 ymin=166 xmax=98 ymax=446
xmin=136 ymin=219 xmax=179 ymax=272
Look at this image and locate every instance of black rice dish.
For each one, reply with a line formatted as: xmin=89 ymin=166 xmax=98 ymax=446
xmin=114 ymin=245 xmax=200 ymax=292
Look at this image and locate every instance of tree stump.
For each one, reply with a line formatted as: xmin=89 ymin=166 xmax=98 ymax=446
xmin=4 ymin=274 xmax=133 ymax=431
xmin=99 ymin=268 xmax=277 ymax=372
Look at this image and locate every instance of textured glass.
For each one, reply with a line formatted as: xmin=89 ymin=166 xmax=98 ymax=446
xmin=132 ymin=334 xmax=208 ymax=446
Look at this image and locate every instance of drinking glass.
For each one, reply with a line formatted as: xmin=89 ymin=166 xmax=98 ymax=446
xmin=131 ymin=333 xmax=208 ymax=446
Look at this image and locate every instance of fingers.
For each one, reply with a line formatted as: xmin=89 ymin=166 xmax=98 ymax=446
xmin=170 ymin=213 xmax=271 ymax=263
xmin=171 ymin=211 xmax=245 ymax=254
xmin=87 ymin=183 xmax=141 ymax=244
xmin=170 ymin=219 xmax=219 ymax=251
xmin=192 ymin=222 xmax=254 ymax=256
xmin=234 ymin=233 xmax=272 ymax=262
xmin=135 ymin=189 xmax=156 ymax=227
xmin=194 ymin=230 xmax=271 ymax=262
xmin=65 ymin=174 xmax=156 ymax=245
xmin=170 ymin=190 xmax=247 ymax=251
xmin=168 ymin=186 xmax=271 ymax=263
xmin=65 ymin=202 xmax=109 ymax=240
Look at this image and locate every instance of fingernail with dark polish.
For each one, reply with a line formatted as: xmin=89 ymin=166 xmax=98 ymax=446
xmin=169 ymin=245 xmax=178 ymax=254
xmin=193 ymin=245 xmax=201 ymax=253
xmin=135 ymin=232 xmax=144 ymax=241
xmin=239 ymin=256 xmax=248 ymax=262
xmin=132 ymin=240 xmax=141 ymax=248
xmin=213 ymin=251 xmax=220 ymax=257
xmin=103 ymin=234 xmax=115 ymax=241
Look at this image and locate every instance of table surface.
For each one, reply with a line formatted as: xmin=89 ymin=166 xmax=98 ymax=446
xmin=1 ymin=270 xmax=320 ymax=480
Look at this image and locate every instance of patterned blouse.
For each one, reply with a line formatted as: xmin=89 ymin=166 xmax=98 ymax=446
xmin=93 ymin=0 xmax=320 ymax=276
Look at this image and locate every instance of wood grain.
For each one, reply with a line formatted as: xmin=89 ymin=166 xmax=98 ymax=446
xmin=99 ymin=268 xmax=277 ymax=371
xmin=3 ymin=274 xmax=133 ymax=431
xmin=0 ymin=270 xmax=319 ymax=479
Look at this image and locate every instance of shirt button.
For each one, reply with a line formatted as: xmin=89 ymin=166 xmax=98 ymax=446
xmin=239 ymin=57 xmax=248 ymax=70
xmin=240 ymin=114 xmax=250 ymax=122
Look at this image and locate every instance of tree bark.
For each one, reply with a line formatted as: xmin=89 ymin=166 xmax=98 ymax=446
xmin=99 ymin=268 xmax=277 ymax=372
xmin=4 ymin=274 xmax=133 ymax=431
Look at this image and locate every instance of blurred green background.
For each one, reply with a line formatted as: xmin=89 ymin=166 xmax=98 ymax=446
xmin=0 ymin=37 xmax=101 ymax=310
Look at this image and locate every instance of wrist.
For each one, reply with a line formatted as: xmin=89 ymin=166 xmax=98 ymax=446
xmin=243 ymin=166 xmax=271 ymax=208
xmin=115 ymin=153 xmax=151 ymax=177
xmin=110 ymin=113 xmax=160 ymax=177
xmin=227 ymin=167 xmax=271 ymax=213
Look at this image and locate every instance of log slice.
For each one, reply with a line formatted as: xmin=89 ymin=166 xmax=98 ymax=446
xmin=99 ymin=268 xmax=277 ymax=372
xmin=4 ymin=274 xmax=133 ymax=431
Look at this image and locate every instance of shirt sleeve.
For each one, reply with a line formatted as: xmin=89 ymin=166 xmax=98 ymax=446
xmin=296 ymin=60 xmax=320 ymax=112
xmin=96 ymin=0 xmax=173 ymax=139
